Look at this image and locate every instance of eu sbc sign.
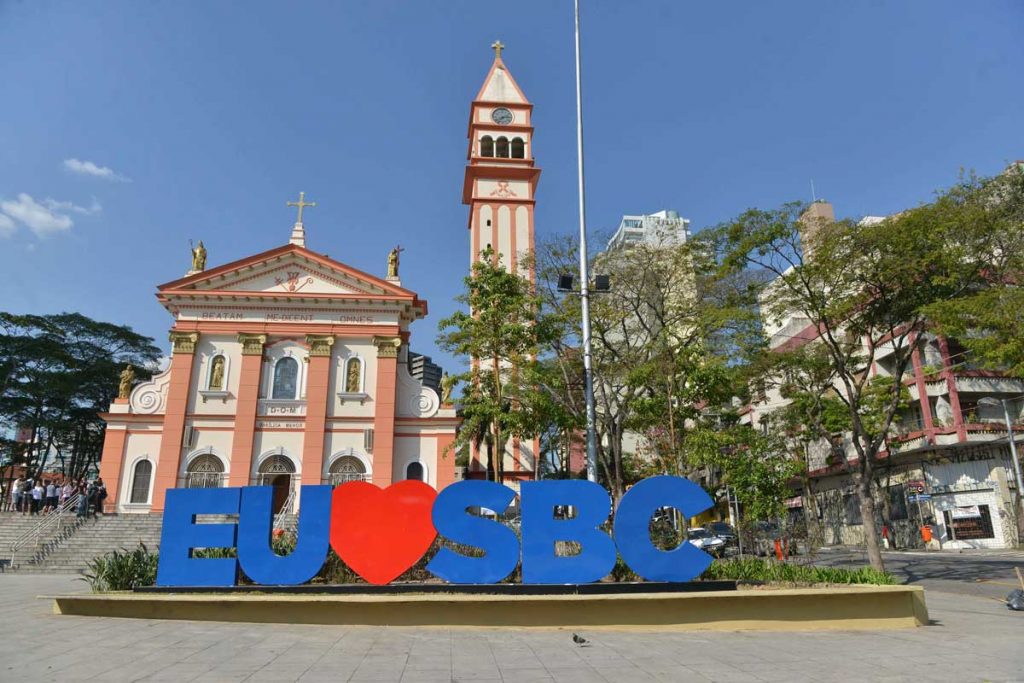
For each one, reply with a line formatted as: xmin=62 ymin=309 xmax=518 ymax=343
xmin=156 ymin=476 xmax=716 ymax=586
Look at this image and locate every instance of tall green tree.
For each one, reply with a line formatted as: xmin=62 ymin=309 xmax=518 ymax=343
xmin=0 ymin=312 xmax=160 ymax=492
xmin=714 ymin=187 xmax=989 ymax=570
xmin=534 ymin=228 xmax=760 ymax=501
xmin=438 ymin=248 xmax=558 ymax=482
xmin=922 ymin=166 xmax=1024 ymax=375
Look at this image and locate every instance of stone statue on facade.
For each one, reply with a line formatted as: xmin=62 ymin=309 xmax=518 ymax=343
xmin=387 ymin=245 xmax=403 ymax=279
xmin=440 ymin=371 xmax=456 ymax=404
xmin=118 ymin=364 xmax=135 ymax=400
xmin=209 ymin=355 xmax=225 ymax=390
xmin=191 ymin=240 xmax=207 ymax=272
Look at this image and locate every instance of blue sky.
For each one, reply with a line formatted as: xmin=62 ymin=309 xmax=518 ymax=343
xmin=1 ymin=1 xmax=1022 ymax=372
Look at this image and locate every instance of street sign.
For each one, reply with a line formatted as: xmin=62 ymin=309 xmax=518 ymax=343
xmin=906 ymin=479 xmax=927 ymax=494
xmin=908 ymin=494 xmax=932 ymax=502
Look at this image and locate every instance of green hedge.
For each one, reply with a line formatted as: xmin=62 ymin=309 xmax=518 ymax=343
xmin=701 ymin=557 xmax=897 ymax=585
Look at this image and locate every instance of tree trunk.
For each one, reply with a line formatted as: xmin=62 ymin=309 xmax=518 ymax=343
xmin=857 ymin=479 xmax=885 ymax=571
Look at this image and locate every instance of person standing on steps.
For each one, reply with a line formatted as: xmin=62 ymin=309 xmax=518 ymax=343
xmin=94 ymin=478 xmax=107 ymax=516
xmin=11 ymin=476 xmax=24 ymax=513
xmin=76 ymin=480 xmax=89 ymax=518
xmin=30 ymin=480 xmax=43 ymax=515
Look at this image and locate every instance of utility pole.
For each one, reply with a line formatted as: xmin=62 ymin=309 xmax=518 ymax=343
xmin=573 ymin=0 xmax=598 ymax=483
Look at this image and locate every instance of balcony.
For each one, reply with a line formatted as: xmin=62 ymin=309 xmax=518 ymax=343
xmin=954 ymin=374 xmax=1024 ymax=396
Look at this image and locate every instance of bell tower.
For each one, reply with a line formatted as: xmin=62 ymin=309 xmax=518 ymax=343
xmin=463 ymin=42 xmax=541 ymax=281
xmin=463 ymin=43 xmax=542 ymax=484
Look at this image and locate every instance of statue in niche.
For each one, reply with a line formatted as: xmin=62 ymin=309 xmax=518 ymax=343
xmin=209 ymin=356 xmax=225 ymax=390
xmin=346 ymin=359 xmax=361 ymax=393
xmin=118 ymin=364 xmax=135 ymax=399
xmin=191 ymin=240 xmax=207 ymax=272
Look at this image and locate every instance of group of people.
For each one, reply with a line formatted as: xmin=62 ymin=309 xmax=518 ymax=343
xmin=6 ymin=476 xmax=107 ymax=518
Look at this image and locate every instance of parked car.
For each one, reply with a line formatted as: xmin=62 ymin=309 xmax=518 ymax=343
xmin=707 ymin=521 xmax=737 ymax=543
xmin=686 ymin=527 xmax=726 ymax=556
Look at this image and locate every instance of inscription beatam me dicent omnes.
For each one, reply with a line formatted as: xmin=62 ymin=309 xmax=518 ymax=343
xmin=195 ymin=311 xmax=376 ymax=324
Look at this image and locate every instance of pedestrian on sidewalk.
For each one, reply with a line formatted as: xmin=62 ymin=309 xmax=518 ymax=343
xmin=20 ymin=479 xmax=32 ymax=514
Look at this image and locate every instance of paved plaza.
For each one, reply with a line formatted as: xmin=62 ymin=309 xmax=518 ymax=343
xmin=1 ymin=574 xmax=1022 ymax=682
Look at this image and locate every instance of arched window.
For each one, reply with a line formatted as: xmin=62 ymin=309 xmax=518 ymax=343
xmin=272 ymin=357 xmax=299 ymax=399
xmin=329 ymin=455 xmax=367 ymax=486
xmin=130 ymin=460 xmax=152 ymax=504
xmin=345 ymin=358 xmax=363 ymax=393
xmin=495 ymin=137 xmax=510 ymax=158
xmin=406 ymin=461 xmax=424 ymax=482
xmin=208 ymin=354 xmax=227 ymax=390
xmin=185 ymin=453 xmax=224 ymax=488
xmin=480 ymin=136 xmax=494 ymax=157
xmin=510 ymin=137 xmax=525 ymax=159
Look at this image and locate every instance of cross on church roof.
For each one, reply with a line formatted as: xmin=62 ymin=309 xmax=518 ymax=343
xmin=491 ymin=40 xmax=505 ymax=60
xmin=287 ymin=191 xmax=317 ymax=224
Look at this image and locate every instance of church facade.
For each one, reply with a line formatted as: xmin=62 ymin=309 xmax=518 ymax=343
xmin=98 ymin=219 xmax=458 ymax=514
xmin=97 ymin=45 xmax=539 ymax=512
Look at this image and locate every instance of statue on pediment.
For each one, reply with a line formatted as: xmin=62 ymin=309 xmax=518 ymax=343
xmin=191 ymin=240 xmax=207 ymax=272
xmin=387 ymin=245 xmax=404 ymax=279
xmin=118 ymin=364 xmax=135 ymax=400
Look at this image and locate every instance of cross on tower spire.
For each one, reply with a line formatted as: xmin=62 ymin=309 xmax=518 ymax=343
xmin=287 ymin=191 xmax=317 ymax=225
xmin=286 ymin=191 xmax=316 ymax=247
xmin=491 ymin=40 xmax=505 ymax=60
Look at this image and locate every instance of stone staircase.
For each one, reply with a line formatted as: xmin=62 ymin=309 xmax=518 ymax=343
xmin=0 ymin=512 xmax=164 ymax=574
xmin=0 ymin=511 xmax=86 ymax=571
xmin=0 ymin=510 xmax=299 ymax=574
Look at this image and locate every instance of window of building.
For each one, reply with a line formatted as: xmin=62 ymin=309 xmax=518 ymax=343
xmin=887 ymin=485 xmax=908 ymax=521
xmin=510 ymin=137 xmax=525 ymax=159
xmin=185 ymin=453 xmax=224 ymax=488
xmin=272 ymin=357 xmax=299 ymax=399
xmin=943 ymin=504 xmax=995 ymax=540
xmin=130 ymin=460 xmax=152 ymax=504
xmin=480 ymin=136 xmax=494 ymax=157
xmin=406 ymin=461 xmax=424 ymax=481
xmin=843 ymin=493 xmax=863 ymax=525
xmin=495 ymin=136 xmax=509 ymax=158
xmin=329 ymin=455 xmax=367 ymax=486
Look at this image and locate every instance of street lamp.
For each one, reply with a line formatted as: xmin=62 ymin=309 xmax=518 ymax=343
xmin=977 ymin=396 xmax=1024 ymax=538
xmin=572 ymin=0 xmax=598 ymax=483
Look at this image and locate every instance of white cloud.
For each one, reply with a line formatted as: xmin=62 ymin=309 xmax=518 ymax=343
xmin=0 ymin=213 xmax=15 ymax=238
xmin=43 ymin=197 xmax=102 ymax=216
xmin=0 ymin=193 xmax=74 ymax=237
xmin=62 ymin=158 xmax=131 ymax=182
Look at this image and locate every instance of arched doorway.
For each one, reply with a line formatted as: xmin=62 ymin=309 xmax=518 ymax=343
xmin=328 ymin=454 xmax=367 ymax=486
xmin=185 ymin=453 xmax=224 ymax=488
xmin=257 ymin=454 xmax=296 ymax=514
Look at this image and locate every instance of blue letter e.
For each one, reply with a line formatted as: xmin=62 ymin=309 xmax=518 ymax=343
xmin=156 ymin=487 xmax=240 ymax=587
xmin=520 ymin=480 xmax=616 ymax=584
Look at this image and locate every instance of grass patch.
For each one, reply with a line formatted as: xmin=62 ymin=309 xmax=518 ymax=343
xmin=702 ymin=557 xmax=897 ymax=585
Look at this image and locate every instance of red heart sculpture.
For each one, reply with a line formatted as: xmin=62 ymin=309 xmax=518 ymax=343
xmin=329 ymin=480 xmax=438 ymax=585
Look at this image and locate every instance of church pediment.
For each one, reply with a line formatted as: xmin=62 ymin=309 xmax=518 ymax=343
xmin=159 ymin=244 xmax=413 ymax=301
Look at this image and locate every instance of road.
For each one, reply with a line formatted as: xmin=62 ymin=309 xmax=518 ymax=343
xmin=806 ymin=547 xmax=1024 ymax=601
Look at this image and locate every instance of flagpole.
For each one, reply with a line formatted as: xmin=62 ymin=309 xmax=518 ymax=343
xmin=573 ymin=0 xmax=599 ymax=484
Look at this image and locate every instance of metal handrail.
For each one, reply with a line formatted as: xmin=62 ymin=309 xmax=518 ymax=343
xmin=272 ymin=484 xmax=297 ymax=532
xmin=8 ymin=494 xmax=82 ymax=566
